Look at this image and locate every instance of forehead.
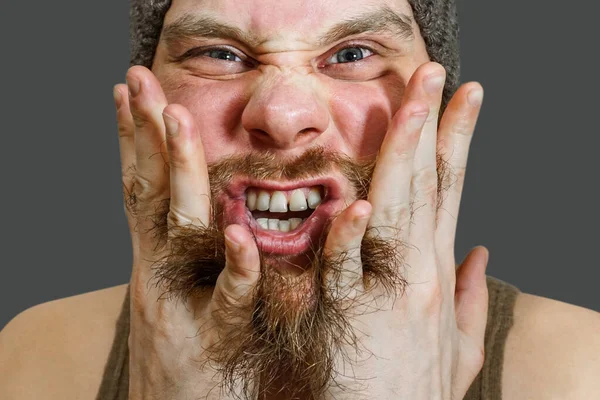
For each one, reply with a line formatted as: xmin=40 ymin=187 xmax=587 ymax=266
xmin=166 ymin=0 xmax=415 ymax=50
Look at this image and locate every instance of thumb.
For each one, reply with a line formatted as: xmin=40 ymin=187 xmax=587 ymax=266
xmin=213 ymin=224 xmax=261 ymax=308
xmin=454 ymin=245 xmax=489 ymax=341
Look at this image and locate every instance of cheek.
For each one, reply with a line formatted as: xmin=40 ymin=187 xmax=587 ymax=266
xmin=327 ymin=73 xmax=405 ymax=158
xmin=158 ymin=71 xmax=250 ymax=163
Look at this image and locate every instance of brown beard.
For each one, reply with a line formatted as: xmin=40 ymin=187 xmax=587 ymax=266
xmin=140 ymin=146 xmax=451 ymax=399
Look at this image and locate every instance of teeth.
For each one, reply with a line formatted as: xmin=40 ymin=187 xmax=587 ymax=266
xmin=256 ymin=217 xmax=305 ymax=232
xmin=289 ymin=218 xmax=302 ymax=230
xmin=278 ymin=220 xmax=291 ymax=232
xmin=256 ymin=191 xmax=271 ymax=211
xmin=246 ymin=186 xmax=323 ymax=215
xmin=307 ymin=187 xmax=322 ymax=209
xmin=268 ymin=219 xmax=279 ymax=230
xmin=289 ymin=189 xmax=308 ymax=211
xmin=269 ymin=191 xmax=288 ymax=212
xmin=306 ymin=188 xmax=321 ymax=210
xmin=246 ymin=190 xmax=257 ymax=211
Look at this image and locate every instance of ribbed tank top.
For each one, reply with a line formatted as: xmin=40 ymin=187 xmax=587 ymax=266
xmin=95 ymin=275 xmax=520 ymax=400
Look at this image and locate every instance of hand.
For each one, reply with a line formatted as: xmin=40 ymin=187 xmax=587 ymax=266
xmin=322 ymin=62 xmax=488 ymax=399
xmin=113 ymin=66 xmax=262 ymax=400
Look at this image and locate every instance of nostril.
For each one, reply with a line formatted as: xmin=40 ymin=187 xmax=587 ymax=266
xmin=247 ymin=125 xmax=322 ymax=149
xmin=248 ymin=128 xmax=270 ymax=139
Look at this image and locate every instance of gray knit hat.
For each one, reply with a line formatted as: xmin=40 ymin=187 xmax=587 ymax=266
xmin=129 ymin=0 xmax=460 ymax=110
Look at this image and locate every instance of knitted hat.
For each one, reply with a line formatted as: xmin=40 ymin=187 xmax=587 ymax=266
xmin=129 ymin=0 xmax=460 ymax=110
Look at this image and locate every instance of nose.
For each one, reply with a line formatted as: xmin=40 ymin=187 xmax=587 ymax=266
xmin=241 ymin=74 xmax=330 ymax=150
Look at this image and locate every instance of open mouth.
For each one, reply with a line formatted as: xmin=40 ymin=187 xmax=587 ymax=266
xmin=221 ymin=177 xmax=344 ymax=259
xmin=247 ymin=186 xmax=324 ymax=232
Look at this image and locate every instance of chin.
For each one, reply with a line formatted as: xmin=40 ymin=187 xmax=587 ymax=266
xmin=260 ymin=258 xmax=320 ymax=311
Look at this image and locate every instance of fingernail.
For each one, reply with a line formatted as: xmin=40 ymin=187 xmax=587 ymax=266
xmin=126 ymin=77 xmax=140 ymax=97
xmin=424 ymin=73 xmax=445 ymax=94
xmin=225 ymin=233 xmax=241 ymax=252
xmin=467 ymin=89 xmax=484 ymax=107
xmin=352 ymin=214 xmax=370 ymax=230
xmin=163 ymin=113 xmax=179 ymax=137
xmin=113 ymin=87 xmax=122 ymax=110
xmin=408 ymin=111 xmax=428 ymax=131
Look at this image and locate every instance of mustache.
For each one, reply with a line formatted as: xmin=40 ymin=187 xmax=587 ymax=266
xmin=207 ymin=145 xmax=451 ymax=217
xmin=207 ymin=146 xmax=376 ymax=201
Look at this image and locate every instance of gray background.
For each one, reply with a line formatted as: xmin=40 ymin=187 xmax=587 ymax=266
xmin=1 ymin=0 xmax=598 ymax=328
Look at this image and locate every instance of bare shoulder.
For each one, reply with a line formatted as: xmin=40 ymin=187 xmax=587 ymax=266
xmin=0 ymin=284 xmax=129 ymax=400
xmin=503 ymin=292 xmax=600 ymax=399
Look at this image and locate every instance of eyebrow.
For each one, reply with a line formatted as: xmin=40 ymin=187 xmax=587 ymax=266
xmin=317 ymin=7 xmax=414 ymax=45
xmin=161 ymin=7 xmax=414 ymax=50
xmin=162 ymin=14 xmax=262 ymax=48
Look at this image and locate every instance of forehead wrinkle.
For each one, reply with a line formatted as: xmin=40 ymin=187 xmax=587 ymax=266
xmin=317 ymin=6 xmax=414 ymax=46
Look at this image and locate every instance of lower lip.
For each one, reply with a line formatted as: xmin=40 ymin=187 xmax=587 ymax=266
xmin=222 ymin=198 xmax=339 ymax=256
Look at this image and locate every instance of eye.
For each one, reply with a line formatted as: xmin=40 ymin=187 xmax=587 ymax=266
xmin=327 ymin=47 xmax=374 ymax=64
xmin=204 ymin=49 xmax=243 ymax=62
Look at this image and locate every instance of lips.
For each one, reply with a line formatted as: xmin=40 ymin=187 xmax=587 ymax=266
xmin=219 ymin=176 xmax=345 ymax=259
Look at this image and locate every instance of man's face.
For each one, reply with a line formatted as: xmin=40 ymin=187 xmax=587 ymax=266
xmin=147 ymin=1 xmax=435 ymax=396
xmin=150 ymin=0 xmax=430 ymax=272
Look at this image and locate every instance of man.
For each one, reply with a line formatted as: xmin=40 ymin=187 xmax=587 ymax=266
xmin=1 ymin=0 xmax=599 ymax=399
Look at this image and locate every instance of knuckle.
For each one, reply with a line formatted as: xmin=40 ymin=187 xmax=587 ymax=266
xmin=167 ymin=208 xmax=202 ymax=229
xmin=122 ymin=182 xmax=137 ymax=214
xmin=130 ymin=175 xmax=169 ymax=224
xmin=167 ymin=145 xmax=193 ymax=172
xmin=129 ymin=102 xmax=158 ymax=131
xmin=422 ymin=276 xmax=444 ymax=315
xmin=121 ymin=163 xmax=137 ymax=182
xmin=449 ymin=166 xmax=466 ymax=196
xmin=371 ymin=201 xmax=411 ymax=232
xmin=121 ymin=165 xmax=138 ymax=214
xmin=412 ymin=167 xmax=438 ymax=205
xmin=131 ymin=112 xmax=150 ymax=130
xmin=394 ymin=143 xmax=416 ymax=161
xmin=117 ymin=119 xmax=134 ymax=138
xmin=452 ymin=115 xmax=474 ymax=136
xmin=168 ymin=156 xmax=187 ymax=171
xmin=426 ymin=106 xmax=441 ymax=124
xmin=133 ymin=174 xmax=155 ymax=201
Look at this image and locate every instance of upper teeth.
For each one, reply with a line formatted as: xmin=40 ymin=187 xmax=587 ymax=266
xmin=246 ymin=186 xmax=323 ymax=212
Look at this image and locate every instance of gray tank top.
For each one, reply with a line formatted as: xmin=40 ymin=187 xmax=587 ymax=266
xmin=95 ymin=275 xmax=520 ymax=400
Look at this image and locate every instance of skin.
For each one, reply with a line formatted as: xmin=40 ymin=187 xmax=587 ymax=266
xmin=113 ymin=0 xmax=488 ymax=398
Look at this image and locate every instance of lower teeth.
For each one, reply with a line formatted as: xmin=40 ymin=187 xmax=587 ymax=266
xmin=257 ymin=217 xmax=304 ymax=232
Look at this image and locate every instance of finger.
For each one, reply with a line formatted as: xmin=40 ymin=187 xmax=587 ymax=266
xmin=113 ymin=84 xmax=137 ymax=229
xmin=126 ymin=66 xmax=170 ymax=242
xmin=323 ymin=200 xmax=372 ymax=299
xmin=454 ymin=246 xmax=489 ymax=342
xmin=401 ymin=62 xmax=447 ymax=244
xmin=435 ymin=83 xmax=484 ymax=253
xmin=213 ymin=224 xmax=261 ymax=307
xmin=162 ymin=104 xmax=212 ymax=230
xmin=367 ymin=101 xmax=428 ymax=242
